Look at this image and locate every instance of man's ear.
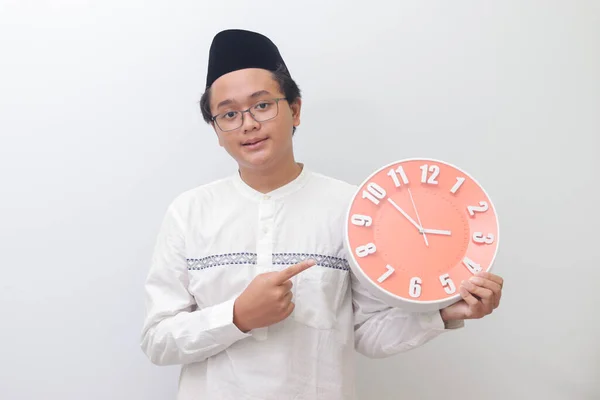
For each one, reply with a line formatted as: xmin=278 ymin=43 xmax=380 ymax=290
xmin=290 ymin=98 xmax=302 ymax=127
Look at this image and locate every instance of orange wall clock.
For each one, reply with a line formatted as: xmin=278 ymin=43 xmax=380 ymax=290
xmin=344 ymin=158 xmax=499 ymax=312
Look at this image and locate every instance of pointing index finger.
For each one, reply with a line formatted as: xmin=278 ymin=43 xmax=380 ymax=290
xmin=276 ymin=259 xmax=317 ymax=284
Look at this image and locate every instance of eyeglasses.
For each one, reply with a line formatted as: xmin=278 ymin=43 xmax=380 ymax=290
xmin=211 ymin=97 xmax=287 ymax=132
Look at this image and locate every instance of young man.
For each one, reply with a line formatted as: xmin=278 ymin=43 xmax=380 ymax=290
xmin=140 ymin=29 xmax=504 ymax=399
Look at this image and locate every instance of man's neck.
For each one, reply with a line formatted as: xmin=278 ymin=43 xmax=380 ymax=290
xmin=239 ymin=160 xmax=303 ymax=194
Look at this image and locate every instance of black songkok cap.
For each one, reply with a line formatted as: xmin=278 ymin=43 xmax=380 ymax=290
xmin=205 ymin=29 xmax=291 ymax=89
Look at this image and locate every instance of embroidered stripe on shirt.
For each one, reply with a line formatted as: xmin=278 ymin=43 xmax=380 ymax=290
xmin=187 ymin=252 xmax=258 ymax=270
xmin=272 ymin=253 xmax=350 ymax=271
xmin=186 ymin=252 xmax=349 ymax=271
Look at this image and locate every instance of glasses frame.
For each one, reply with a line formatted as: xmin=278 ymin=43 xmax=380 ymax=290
xmin=210 ymin=97 xmax=288 ymax=132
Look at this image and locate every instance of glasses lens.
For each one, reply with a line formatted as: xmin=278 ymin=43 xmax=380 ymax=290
xmin=251 ymin=100 xmax=279 ymax=122
xmin=216 ymin=111 xmax=242 ymax=131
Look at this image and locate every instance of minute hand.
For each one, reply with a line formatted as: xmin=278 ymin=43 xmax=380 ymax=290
xmin=407 ymin=188 xmax=429 ymax=247
xmin=421 ymin=228 xmax=452 ymax=236
xmin=387 ymin=198 xmax=422 ymax=231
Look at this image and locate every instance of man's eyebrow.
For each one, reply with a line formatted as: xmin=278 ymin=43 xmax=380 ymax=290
xmin=216 ymin=99 xmax=234 ymax=110
xmin=215 ymin=91 xmax=273 ymax=111
xmin=249 ymin=90 xmax=272 ymax=98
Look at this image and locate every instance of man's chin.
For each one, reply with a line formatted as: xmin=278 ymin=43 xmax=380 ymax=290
xmin=238 ymin=154 xmax=274 ymax=170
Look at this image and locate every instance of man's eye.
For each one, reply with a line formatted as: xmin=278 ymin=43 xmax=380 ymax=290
xmin=255 ymin=102 xmax=271 ymax=110
xmin=223 ymin=111 xmax=238 ymax=119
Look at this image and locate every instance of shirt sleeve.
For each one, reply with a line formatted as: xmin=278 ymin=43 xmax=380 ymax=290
xmin=350 ymin=270 xmax=464 ymax=359
xmin=140 ymin=202 xmax=252 ymax=366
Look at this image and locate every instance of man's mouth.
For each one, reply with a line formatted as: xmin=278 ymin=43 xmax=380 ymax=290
xmin=242 ymin=138 xmax=267 ymax=146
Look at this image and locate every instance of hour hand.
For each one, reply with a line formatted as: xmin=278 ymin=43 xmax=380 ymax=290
xmin=387 ymin=198 xmax=422 ymax=231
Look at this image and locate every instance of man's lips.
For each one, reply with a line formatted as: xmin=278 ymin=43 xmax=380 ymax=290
xmin=242 ymin=138 xmax=268 ymax=146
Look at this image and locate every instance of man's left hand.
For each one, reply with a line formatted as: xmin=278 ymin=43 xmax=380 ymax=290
xmin=440 ymin=271 xmax=504 ymax=322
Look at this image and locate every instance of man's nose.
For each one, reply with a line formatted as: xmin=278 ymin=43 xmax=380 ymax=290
xmin=241 ymin=110 xmax=260 ymax=133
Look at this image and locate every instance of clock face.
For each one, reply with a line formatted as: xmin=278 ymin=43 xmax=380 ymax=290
xmin=344 ymin=158 xmax=499 ymax=312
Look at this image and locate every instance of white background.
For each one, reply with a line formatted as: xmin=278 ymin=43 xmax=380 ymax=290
xmin=1 ymin=1 xmax=598 ymax=399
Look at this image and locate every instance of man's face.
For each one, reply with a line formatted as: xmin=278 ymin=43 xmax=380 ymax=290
xmin=209 ymin=68 xmax=301 ymax=170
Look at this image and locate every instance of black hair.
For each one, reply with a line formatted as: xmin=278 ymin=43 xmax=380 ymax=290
xmin=199 ymin=64 xmax=302 ymax=135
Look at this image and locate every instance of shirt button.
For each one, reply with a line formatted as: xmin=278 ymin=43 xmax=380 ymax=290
xmin=264 ymin=195 xmax=271 ymax=200
xmin=263 ymin=226 xmax=269 ymax=234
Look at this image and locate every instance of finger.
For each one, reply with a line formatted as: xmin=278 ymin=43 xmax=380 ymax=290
xmin=275 ymin=259 xmax=316 ymax=284
xmin=461 ymin=280 xmax=494 ymax=308
xmin=283 ymin=301 xmax=295 ymax=318
xmin=469 ymin=276 xmax=501 ymax=292
xmin=459 ymin=286 xmax=480 ymax=308
xmin=469 ymin=276 xmax=502 ymax=308
xmin=280 ymin=290 xmax=293 ymax=305
xmin=475 ymin=271 xmax=504 ymax=289
xmin=281 ymin=280 xmax=293 ymax=293
xmin=276 ymin=285 xmax=293 ymax=300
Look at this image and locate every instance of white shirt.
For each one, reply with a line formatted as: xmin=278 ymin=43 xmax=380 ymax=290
xmin=140 ymin=165 xmax=463 ymax=400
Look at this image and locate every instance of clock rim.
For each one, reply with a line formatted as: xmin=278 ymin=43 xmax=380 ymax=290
xmin=343 ymin=157 xmax=500 ymax=311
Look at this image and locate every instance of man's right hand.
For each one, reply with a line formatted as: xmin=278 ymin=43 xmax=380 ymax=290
xmin=232 ymin=259 xmax=317 ymax=332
